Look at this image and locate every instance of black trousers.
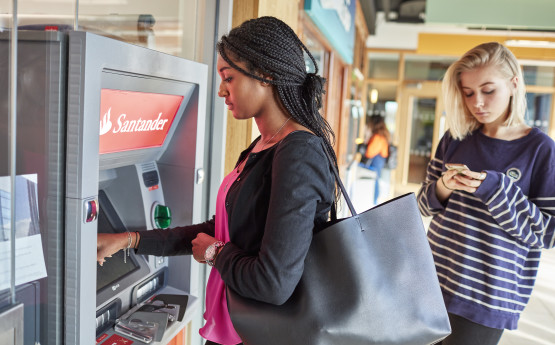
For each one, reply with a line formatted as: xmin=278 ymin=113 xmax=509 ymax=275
xmin=438 ymin=313 xmax=504 ymax=345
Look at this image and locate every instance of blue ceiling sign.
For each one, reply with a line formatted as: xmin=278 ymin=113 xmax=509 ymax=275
xmin=304 ymin=0 xmax=357 ymax=64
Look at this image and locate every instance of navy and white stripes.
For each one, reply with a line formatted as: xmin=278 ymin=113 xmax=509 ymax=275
xmin=417 ymin=128 xmax=555 ymax=330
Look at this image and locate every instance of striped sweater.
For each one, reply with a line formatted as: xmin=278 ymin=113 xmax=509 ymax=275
xmin=417 ymin=128 xmax=555 ymax=330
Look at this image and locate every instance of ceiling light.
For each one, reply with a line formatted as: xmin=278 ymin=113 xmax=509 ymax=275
xmin=505 ymin=40 xmax=555 ymax=49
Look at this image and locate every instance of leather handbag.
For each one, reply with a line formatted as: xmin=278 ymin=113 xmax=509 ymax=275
xmin=226 ymin=145 xmax=451 ymax=345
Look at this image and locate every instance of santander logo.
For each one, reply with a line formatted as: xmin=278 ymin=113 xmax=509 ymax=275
xmin=99 ymin=89 xmax=183 ymax=154
xmin=99 ymin=107 xmax=170 ymax=136
xmin=99 ymin=108 xmax=113 ymax=135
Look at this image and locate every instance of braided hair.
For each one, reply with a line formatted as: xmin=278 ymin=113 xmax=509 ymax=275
xmin=217 ymin=16 xmax=340 ymax=203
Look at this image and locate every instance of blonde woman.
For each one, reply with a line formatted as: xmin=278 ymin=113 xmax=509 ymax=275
xmin=417 ymin=42 xmax=555 ymax=344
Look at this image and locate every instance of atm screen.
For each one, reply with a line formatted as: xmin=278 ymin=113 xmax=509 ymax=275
xmin=96 ymin=190 xmax=141 ymax=293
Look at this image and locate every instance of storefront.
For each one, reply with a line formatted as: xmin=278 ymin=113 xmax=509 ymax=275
xmin=366 ymin=33 xmax=555 ymax=196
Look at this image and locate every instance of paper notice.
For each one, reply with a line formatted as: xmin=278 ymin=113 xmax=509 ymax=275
xmin=0 ymin=174 xmax=47 ymax=290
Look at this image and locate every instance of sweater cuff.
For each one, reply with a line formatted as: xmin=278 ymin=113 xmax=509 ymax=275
xmin=474 ymin=170 xmax=502 ymax=203
xmin=429 ymin=180 xmax=447 ymax=210
xmin=135 ymin=230 xmax=163 ymax=255
xmin=213 ymin=241 xmax=240 ymax=272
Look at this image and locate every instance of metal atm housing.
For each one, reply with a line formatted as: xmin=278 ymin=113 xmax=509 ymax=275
xmin=1 ymin=30 xmax=207 ymax=344
xmin=65 ymin=31 xmax=207 ymax=343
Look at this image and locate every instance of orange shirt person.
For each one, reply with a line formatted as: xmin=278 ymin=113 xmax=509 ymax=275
xmin=365 ymin=133 xmax=388 ymax=160
xmin=361 ymin=115 xmax=390 ymax=205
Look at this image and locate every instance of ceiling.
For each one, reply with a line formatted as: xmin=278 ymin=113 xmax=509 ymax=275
xmin=360 ymin=0 xmax=555 ymax=50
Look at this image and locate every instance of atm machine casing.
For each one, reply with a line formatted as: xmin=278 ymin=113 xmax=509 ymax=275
xmin=0 ymin=30 xmax=207 ymax=345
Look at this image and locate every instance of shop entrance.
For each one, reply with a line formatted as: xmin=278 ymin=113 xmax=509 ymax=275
xmin=396 ymin=82 xmax=444 ymax=193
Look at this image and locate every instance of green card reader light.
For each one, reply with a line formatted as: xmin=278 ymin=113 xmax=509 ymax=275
xmin=153 ymin=203 xmax=172 ymax=229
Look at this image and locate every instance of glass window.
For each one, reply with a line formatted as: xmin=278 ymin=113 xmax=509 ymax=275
xmin=14 ymin=0 xmax=77 ymax=28
xmin=367 ymin=83 xmax=398 ymax=139
xmin=384 ymin=101 xmax=398 ymax=142
xmin=302 ymin=30 xmax=328 ymax=116
xmin=0 ymin=2 xmax=14 ymax=316
xmin=78 ymin=3 xmax=185 ymax=57
xmin=367 ymin=84 xmax=397 ymax=114
xmin=0 ymin=190 xmax=10 ymax=241
xmin=526 ymin=92 xmax=552 ymax=133
xmin=522 ymin=65 xmax=555 ymax=87
xmin=367 ymin=52 xmax=400 ymax=79
xmin=404 ymin=55 xmax=455 ymax=81
xmin=303 ymin=32 xmax=326 ymax=76
xmin=13 ymin=0 xmax=199 ymax=59
xmin=346 ymin=100 xmax=364 ymax=161
xmin=408 ymin=97 xmax=435 ymax=184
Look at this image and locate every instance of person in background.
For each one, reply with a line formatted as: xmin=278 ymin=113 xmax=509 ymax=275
xmin=417 ymin=42 xmax=555 ymax=345
xmin=97 ymin=16 xmax=337 ymax=345
xmin=361 ymin=114 xmax=390 ymax=205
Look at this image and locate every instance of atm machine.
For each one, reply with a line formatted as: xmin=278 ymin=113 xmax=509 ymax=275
xmin=0 ymin=29 xmax=207 ymax=345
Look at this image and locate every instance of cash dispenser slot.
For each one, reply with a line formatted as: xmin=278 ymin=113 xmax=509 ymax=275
xmin=96 ymin=299 xmax=121 ymax=337
xmin=134 ymin=268 xmax=168 ymax=305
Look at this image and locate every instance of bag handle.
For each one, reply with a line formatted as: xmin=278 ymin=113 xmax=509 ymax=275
xmin=321 ymin=142 xmax=359 ymax=219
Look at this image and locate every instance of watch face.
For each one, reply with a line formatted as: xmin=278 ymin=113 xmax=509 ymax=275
xmin=205 ymin=241 xmax=224 ymax=265
xmin=205 ymin=244 xmax=216 ymax=261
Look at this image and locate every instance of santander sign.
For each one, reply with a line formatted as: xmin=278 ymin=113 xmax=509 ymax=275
xmin=99 ymin=89 xmax=183 ymax=154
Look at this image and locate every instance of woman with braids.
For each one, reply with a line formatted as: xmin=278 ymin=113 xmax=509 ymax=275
xmin=97 ymin=16 xmax=337 ymax=345
xmin=417 ymin=42 xmax=555 ymax=345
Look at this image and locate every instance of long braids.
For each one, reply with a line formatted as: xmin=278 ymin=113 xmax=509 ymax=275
xmin=217 ymin=16 xmax=340 ymax=204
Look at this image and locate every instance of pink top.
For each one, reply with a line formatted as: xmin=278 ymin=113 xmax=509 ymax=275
xmin=198 ymin=168 xmax=243 ymax=345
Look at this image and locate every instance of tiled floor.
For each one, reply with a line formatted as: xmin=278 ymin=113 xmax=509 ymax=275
xmin=499 ymin=249 xmax=555 ymax=345
xmin=346 ymin=167 xmax=555 ymax=345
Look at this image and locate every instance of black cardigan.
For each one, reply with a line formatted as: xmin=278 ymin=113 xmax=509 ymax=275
xmin=136 ymin=131 xmax=335 ymax=305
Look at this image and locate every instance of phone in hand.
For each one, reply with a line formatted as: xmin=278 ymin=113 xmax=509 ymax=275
xmin=445 ymin=163 xmax=469 ymax=174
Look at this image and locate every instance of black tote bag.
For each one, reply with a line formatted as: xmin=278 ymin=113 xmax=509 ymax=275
xmin=226 ymin=147 xmax=451 ymax=345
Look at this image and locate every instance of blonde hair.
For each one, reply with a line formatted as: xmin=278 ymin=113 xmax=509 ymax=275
xmin=442 ymin=42 xmax=527 ymax=140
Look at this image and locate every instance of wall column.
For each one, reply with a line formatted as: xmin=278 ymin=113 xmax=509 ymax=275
xmin=223 ymin=0 xmax=299 ymax=174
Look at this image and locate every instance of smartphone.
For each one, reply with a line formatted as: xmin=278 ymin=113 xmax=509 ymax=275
xmin=445 ymin=163 xmax=469 ymax=174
